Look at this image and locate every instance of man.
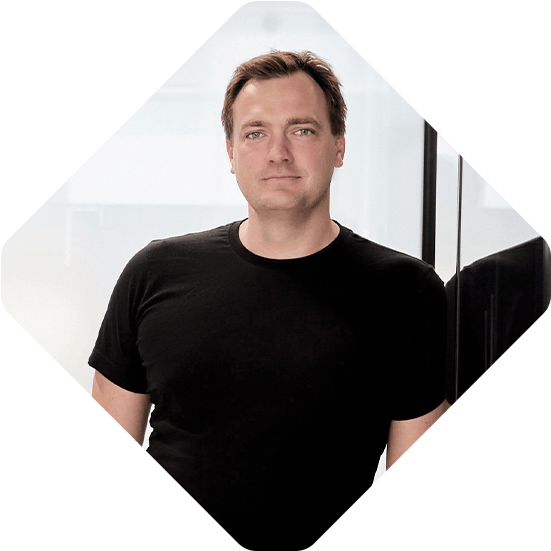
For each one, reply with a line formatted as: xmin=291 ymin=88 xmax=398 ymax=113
xmin=90 ymin=51 xmax=447 ymax=550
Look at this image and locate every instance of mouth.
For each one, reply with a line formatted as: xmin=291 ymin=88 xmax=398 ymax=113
xmin=263 ymin=175 xmax=301 ymax=181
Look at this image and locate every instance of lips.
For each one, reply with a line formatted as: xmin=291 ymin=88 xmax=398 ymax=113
xmin=262 ymin=175 xmax=301 ymax=180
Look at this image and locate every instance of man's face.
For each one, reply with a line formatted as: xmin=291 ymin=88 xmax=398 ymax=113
xmin=226 ymin=72 xmax=345 ymax=217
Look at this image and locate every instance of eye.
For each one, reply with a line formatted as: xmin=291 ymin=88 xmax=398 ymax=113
xmin=246 ymin=131 xmax=263 ymax=139
xmin=295 ymin=128 xmax=314 ymax=136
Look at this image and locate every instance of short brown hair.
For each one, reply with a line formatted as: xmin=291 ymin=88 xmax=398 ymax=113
xmin=222 ymin=50 xmax=347 ymax=141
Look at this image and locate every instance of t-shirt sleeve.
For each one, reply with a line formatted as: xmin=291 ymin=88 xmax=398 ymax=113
xmin=88 ymin=246 xmax=150 ymax=394
xmin=389 ymin=266 xmax=447 ymax=420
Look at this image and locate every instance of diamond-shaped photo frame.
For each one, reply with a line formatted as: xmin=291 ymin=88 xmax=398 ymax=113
xmin=2 ymin=1 xmax=548 ymax=551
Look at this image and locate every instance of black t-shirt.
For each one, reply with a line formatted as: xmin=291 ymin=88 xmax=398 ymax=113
xmin=89 ymin=220 xmax=446 ymax=550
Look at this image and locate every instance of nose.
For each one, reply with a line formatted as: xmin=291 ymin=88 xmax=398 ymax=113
xmin=267 ymin=134 xmax=294 ymax=165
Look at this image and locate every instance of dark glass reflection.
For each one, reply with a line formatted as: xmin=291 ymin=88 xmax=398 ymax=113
xmin=445 ymin=236 xmax=551 ymax=403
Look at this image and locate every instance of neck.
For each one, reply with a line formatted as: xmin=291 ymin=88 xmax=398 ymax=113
xmin=239 ymin=208 xmax=340 ymax=260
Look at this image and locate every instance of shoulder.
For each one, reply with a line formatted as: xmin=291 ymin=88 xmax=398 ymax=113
xmin=145 ymin=222 xmax=234 ymax=258
xmin=119 ymin=222 xmax=235 ymax=281
xmin=341 ymin=228 xmax=442 ymax=290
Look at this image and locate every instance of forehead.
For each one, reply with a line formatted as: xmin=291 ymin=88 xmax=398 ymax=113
xmin=233 ymin=72 xmax=329 ymax=123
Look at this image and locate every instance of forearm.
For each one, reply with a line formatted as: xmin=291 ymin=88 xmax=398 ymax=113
xmin=92 ymin=370 xmax=152 ymax=445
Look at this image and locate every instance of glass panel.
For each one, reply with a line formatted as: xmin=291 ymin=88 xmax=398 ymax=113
xmin=460 ymin=161 xmax=540 ymax=265
xmin=434 ymin=135 xmax=460 ymax=284
xmin=441 ymin=144 xmax=550 ymax=403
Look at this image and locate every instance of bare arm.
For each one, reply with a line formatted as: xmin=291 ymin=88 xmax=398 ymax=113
xmin=386 ymin=399 xmax=449 ymax=469
xmin=92 ymin=370 xmax=152 ymax=446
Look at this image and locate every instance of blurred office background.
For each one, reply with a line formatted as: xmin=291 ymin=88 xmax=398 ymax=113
xmin=2 ymin=2 xmax=547 ymax=478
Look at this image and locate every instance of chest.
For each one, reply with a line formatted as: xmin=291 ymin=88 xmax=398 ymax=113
xmin=136 ymin=264 xmax=404 ymax=415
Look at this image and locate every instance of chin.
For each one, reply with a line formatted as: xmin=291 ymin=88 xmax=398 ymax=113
xmin=239 ymin=183 xmax=330 ymax=215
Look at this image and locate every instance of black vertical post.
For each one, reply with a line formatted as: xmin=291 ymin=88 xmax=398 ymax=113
xmin=422 ymin=121 xmax=438 ymax=266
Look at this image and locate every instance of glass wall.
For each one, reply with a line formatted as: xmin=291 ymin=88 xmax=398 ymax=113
xmin=435 ymin=137 xmax=550 ymax=403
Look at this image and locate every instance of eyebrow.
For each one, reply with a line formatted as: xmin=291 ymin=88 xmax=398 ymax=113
xmin=241 ymin=120 xmax=265 ymax=129
xmin=286 ymin=117 xmax=321 ymax=129
xmin=240 ymin=117 xmax=322 ymax=132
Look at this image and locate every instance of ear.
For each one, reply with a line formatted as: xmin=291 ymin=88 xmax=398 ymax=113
xmin=334 ymin=135 xmax=345 ymax=168
xmin=226 ymin=139 xmax=236 ymax=174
